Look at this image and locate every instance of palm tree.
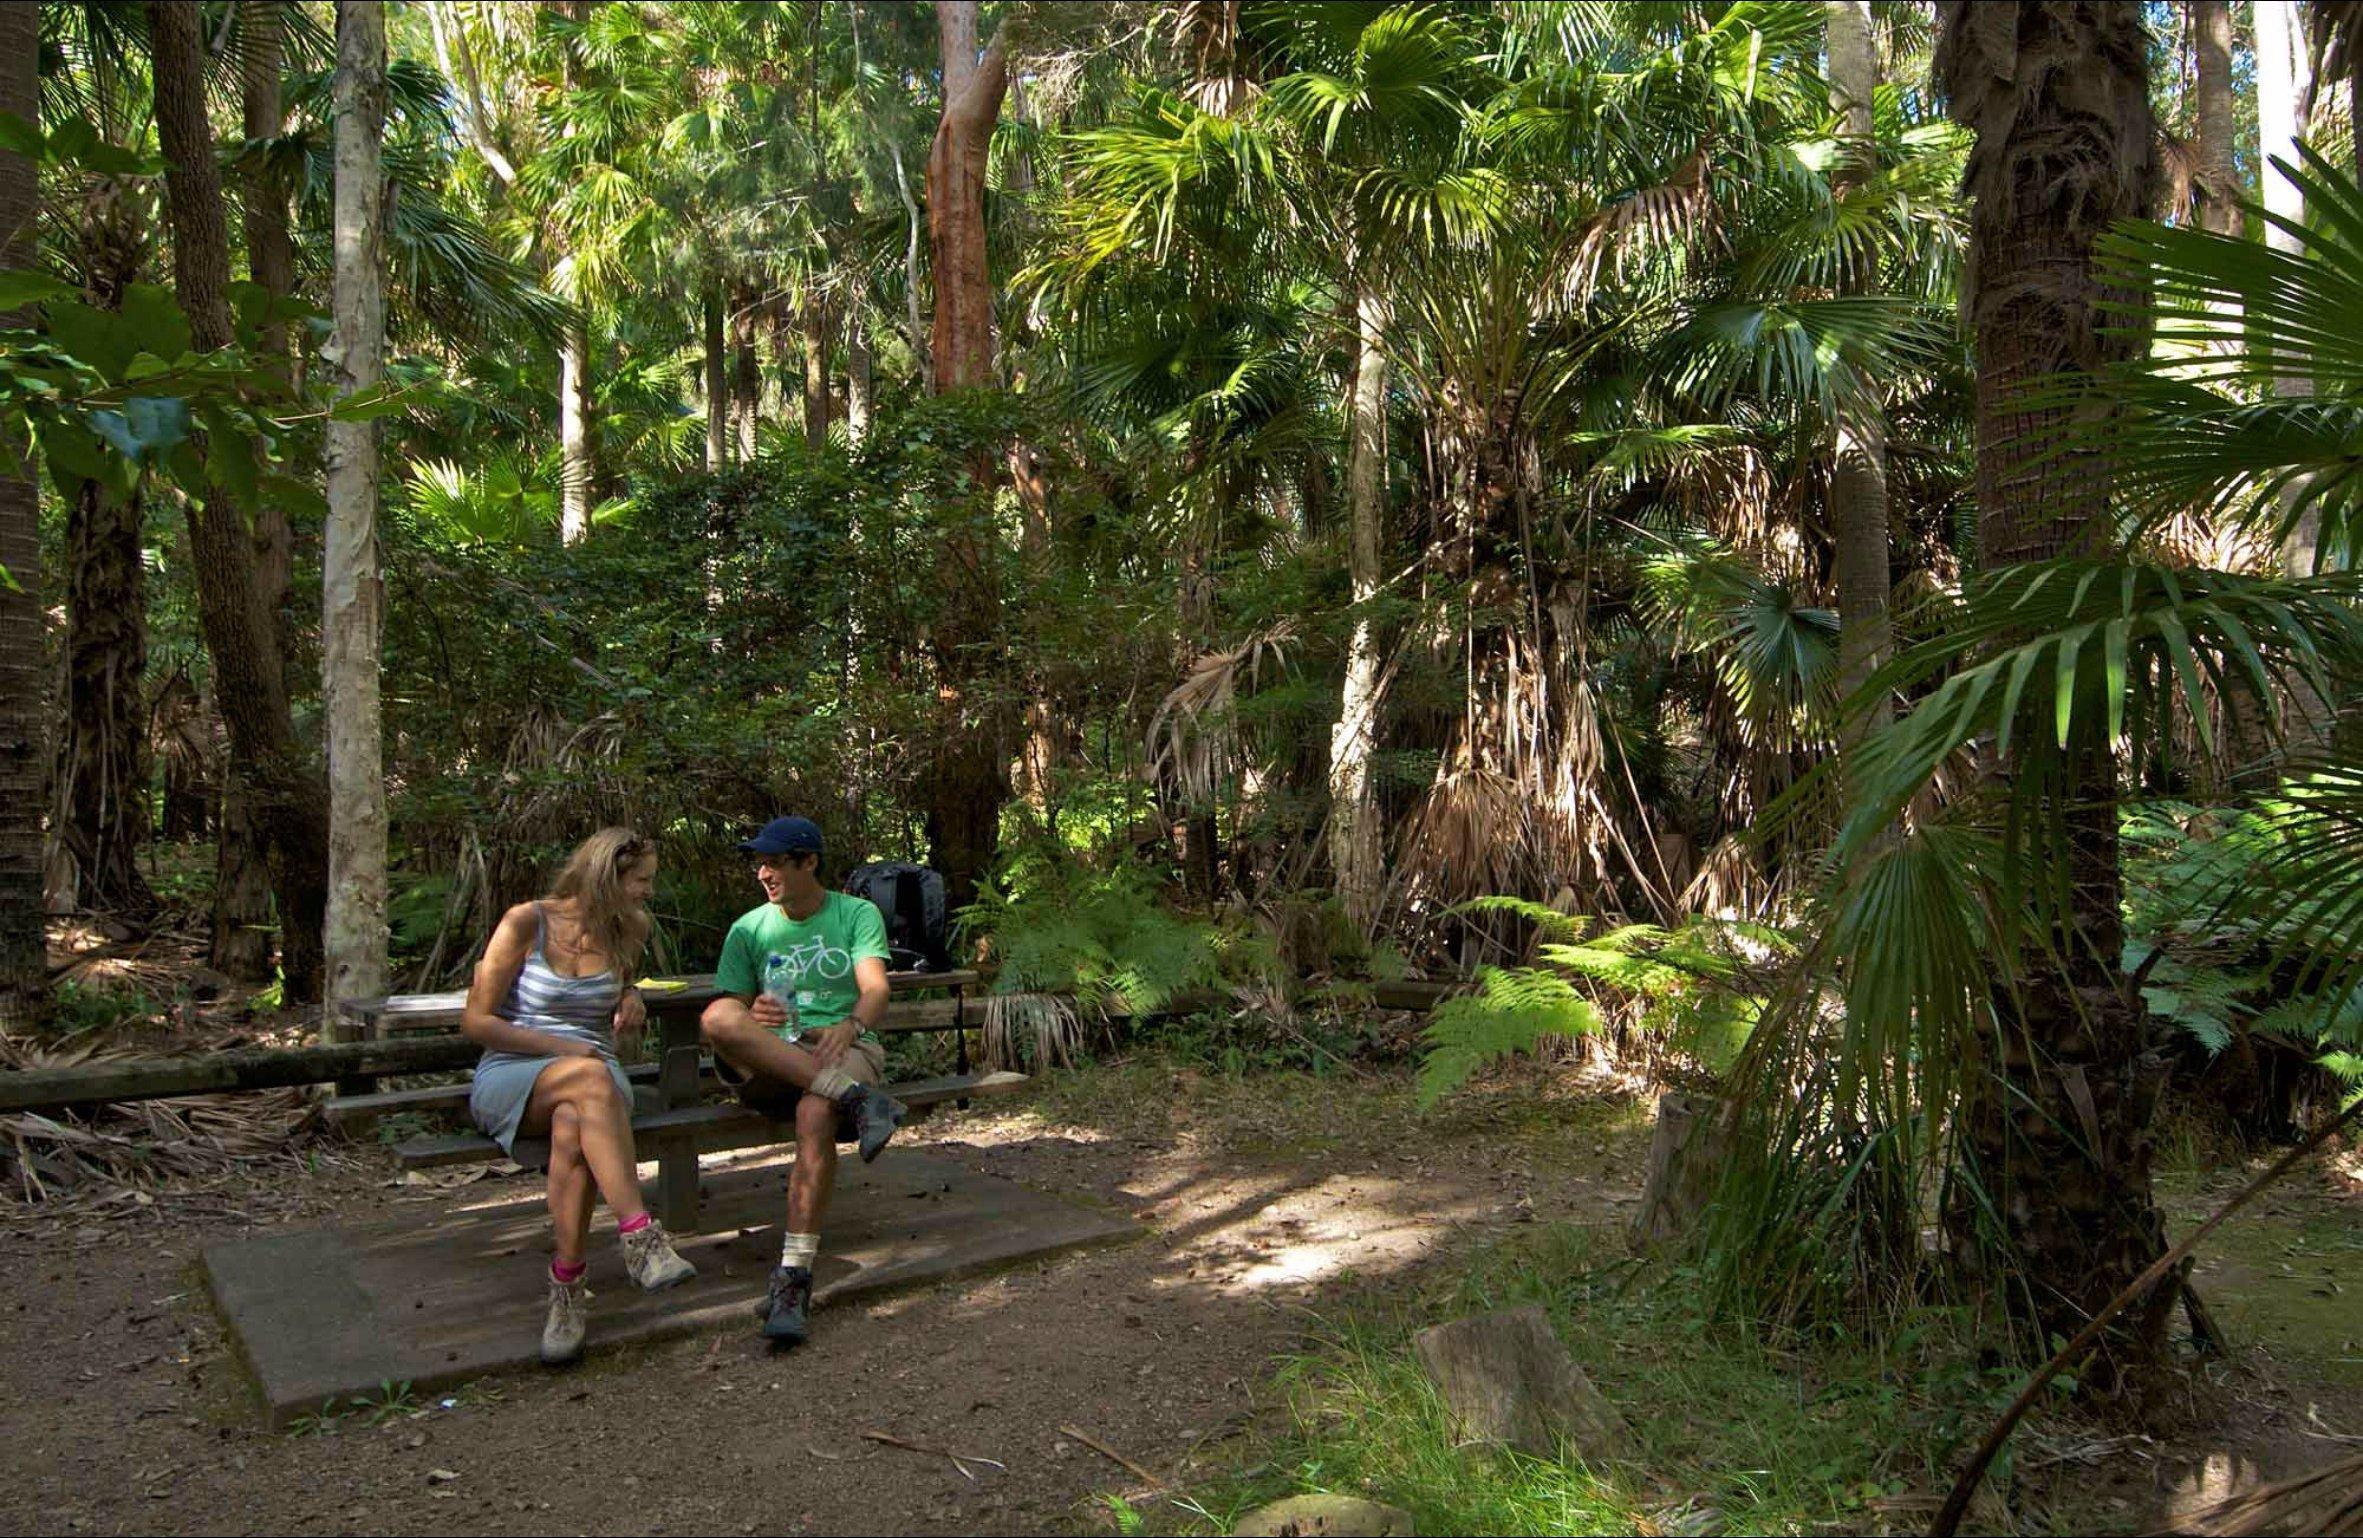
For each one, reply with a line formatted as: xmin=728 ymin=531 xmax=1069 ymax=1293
xmin=1931 ymin=0 xmax=2168 ymax=1392
xmin=147 ymin=0 xmax=334 ymax=1003
xmin=41 ymin=2 xmax=159 ymax=921
xmin=0 ymin=0 xmax=45 ymax=1031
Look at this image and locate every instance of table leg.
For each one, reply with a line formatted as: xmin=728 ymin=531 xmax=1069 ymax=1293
xmin=954 ymin=985 xmax=970 ymax=1109
xmin=654 ymin=1017 xmax=704 ymax=1229
xmin=655 ymin=1138 xmax=699 ymax=1231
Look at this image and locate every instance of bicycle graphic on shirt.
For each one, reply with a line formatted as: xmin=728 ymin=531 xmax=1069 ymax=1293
xmin=764 ymin=937 xmax=852 ymax=991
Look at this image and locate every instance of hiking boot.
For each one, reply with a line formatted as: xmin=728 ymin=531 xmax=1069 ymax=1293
xmin=838 ymin=1084 xmax=907 ymax=1163
xmin=540 ymin=1277 xmax=589 ymax=1366
xmin=761 ymin=1264 xmax=812 ymax=1345
xmin=619 ymin=1220 xmax=696 ymax=1292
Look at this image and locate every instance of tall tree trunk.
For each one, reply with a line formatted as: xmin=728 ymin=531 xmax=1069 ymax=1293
xmin=891 ymin=138 xmax=932 ymax=392
xmin=731 ymin=281 xmax=759 ymax=461
xmin=2257 ymin=0 xmax=2320 ymax=576
xmin=2191 ymin=0 xmax=2239 ymax=234
xmin=226 ymin=0 xmax=300 ymax=979
xmin=0 ymin=1 xmax=46 ymax=1030
xmin=1827 ymin=0 xmax=1894 ymax=745
xmin=559 ymin=317 xmax=592 ymax=541
xmin=845 ymin=304 xmax=873 ymax=444
xmin=704 ymin=282 xmax=728 ymax=470
xmin=1937 ymin=0 xmax=2169 ymax=1395
xmin=51 ymin=180 xmax=154 ymax=919
xmin=923 ymin=0 xmax=1014 ymax=914
xmin=150 ymin=0 xmax=331 ymax=1003
xmin=55 ymin=482 xmax=152 ymax=917
xmin=323 ymin=0 xmax=388 ymax=1020
xmin=1328 ymin=283 xmax=1390 ymax=931
xmin=802 ymin=286 xmax=833 ymax=452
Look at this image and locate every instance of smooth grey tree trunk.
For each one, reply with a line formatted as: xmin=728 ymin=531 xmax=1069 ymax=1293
xmin=1826 ymin=0 xmax=1892 ymax=744
xmin=323 ymin=0 xmax=389 ymax=1020
xmin=704 ymin=284 xmax=727 ymax=470
xmin=1327 ymin=283 xmax=1391 ymax=930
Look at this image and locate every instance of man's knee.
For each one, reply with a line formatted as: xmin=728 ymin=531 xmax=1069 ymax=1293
xmin=700 ymin=1000 xmax=751 ymax=1050
xmin=794 ymin=1093 xmax=838 ymax=1141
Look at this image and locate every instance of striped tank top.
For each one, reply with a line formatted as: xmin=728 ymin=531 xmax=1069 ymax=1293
xmin=485 ymin=902 xmax=622 ymax=1059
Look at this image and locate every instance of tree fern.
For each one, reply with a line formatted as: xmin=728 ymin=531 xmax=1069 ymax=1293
xmin=1416 ymin=965 xmax=1603 ymax=1109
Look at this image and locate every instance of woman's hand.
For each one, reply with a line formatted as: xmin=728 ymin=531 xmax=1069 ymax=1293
xmin=614 ymin=986 xmax=647 ymax=1034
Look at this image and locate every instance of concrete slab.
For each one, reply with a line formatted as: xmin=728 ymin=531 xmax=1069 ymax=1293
xmin=202 ymin=1151 xmax=1137 ymax=1427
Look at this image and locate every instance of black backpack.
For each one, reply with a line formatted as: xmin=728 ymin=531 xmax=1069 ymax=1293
xmin=843 ymin=862 xmax=953 ymax=972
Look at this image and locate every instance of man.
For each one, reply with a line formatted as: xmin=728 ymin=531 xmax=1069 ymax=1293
xmin=700 ymin=815 xmax=908 ymax=1345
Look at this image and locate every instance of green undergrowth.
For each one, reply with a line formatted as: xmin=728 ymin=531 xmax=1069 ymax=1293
xmin=1159 ymin=1224 xmax=2039 ymax=1538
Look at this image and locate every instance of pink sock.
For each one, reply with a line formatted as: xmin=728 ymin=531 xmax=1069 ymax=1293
xmin=617 ymin=1212 xmax=652 ymax=1237
xmin=551 ymin=1257 xmax=587 ymax=1283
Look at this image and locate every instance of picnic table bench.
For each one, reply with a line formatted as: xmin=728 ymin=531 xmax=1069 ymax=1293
xmin=332 ymin=968 xmax=1028 ymax=1230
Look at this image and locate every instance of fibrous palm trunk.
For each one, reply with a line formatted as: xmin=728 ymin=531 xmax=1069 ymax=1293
xmin=323 ymin=0 xmax=388 ymax=1019
xmin=1937 ymin=0 xmax=2170 ymax=1394
xmin=52 ymin=178 xmax=154 ymax=919
xmin=1827 ymin=0 xmax=1893 ymax=745
xmin=1327 ymin=282 xmax=1390 ymax=929
xmin=924 ymin=0 xmax=1013 ymax=914
xmin=0 ymin=0 xmax=46 ymax=1030
xmin=802 ymin=286 xmax=833 ymax=452
xmin=220 ymin=0 xmax=300 ymax=980
xmin=2191 ymin=0 xmax=2239 ymax=236
xmin=150 ymin=0 xmax=331 ymax=1003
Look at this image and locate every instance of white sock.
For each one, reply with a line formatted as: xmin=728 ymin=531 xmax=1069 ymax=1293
xmin=781 ymin=1231 xmax=819 ymax=1270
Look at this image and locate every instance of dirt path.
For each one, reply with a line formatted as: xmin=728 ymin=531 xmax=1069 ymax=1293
xmin=0 ymin=1063 xmax=1644 ymax=1536
xmin=4 ymin=1060 xmax=2359 ymax=1536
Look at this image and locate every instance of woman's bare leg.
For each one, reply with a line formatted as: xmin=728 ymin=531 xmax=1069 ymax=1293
xmin=546 ymin=1103 xmax=594 ymax=1267
xmin=522 ymin=1059 xmax=649 ymax=1225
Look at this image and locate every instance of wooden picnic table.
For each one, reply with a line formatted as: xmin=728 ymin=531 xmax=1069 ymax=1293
xmin=336 ymin=969 xmax=997 ymax=1229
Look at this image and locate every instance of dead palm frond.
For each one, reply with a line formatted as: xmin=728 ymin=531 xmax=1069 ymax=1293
xmin=2186 ymin=1450 xmax=2363 ymax=1537
xmin=982 ymin=990 xmax=1087 ymax=1072
xmin=1146 ymin=622 xmax=1297 ymax=810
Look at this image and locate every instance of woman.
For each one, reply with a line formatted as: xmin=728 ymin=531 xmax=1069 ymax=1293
xmin=463 ymin=827 xmax=696 ymax=1365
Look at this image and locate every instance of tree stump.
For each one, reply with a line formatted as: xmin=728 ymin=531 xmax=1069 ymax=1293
xmin=1232 ymin=1494 xmax=1416 ymax=1536
xmin=1411 ymin=1305 xmax=1628 ymax=1463
xmin=1630 ymin=1089 xmax=1733 ymax=1250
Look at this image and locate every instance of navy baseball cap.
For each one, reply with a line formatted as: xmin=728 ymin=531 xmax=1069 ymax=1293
xmin=737 ymin=816 xmax=824 ymax=857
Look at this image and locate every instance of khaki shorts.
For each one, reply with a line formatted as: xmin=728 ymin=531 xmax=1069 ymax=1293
xmin=714 ymin=1034 xmax=887 ymax=1132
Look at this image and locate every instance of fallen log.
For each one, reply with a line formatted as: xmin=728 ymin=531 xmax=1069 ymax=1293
xmin=0 ymin=1035 xmax=481 ymax=1114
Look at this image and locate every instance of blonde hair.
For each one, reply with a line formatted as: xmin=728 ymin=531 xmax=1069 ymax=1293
xmin=546 ymin=827 xmax=657 ymax=979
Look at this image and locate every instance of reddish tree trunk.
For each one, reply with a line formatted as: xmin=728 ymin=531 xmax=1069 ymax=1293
xmin=923 ymin=1 xmax=1014 ymax=914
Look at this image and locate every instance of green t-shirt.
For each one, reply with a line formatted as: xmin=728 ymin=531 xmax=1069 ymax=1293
xmin=713 ymin=891 xmax=891 ymax=1041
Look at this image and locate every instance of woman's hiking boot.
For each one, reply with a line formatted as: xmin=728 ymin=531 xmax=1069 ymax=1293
xmin=838 ymin=1084 xmax=907 ymax=1163
xmin=619 ymin=1220 xmax=696 ymax=1291
xmin=540 ymin=1277 xmax=590 ymax=1366
xmin=761 ymin=1265 xmax=812 ymax=1345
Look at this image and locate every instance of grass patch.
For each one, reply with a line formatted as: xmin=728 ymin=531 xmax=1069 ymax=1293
xmin=1166 ymin=1223 xmax=2036 ymax=1537
xmin=1028 ymin=1046 xmax=1649 ymax=1161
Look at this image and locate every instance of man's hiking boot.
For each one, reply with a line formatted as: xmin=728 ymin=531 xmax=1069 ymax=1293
xmin=540 ymin=1277 xmax=589 ymax=1366
xmin=619 ymin=1220 xmax=696 ymax=1292
xmin=761 ymin=1264 xmax=812 ymax=1345
xmin=838 ymin=1084 xmax=907 ymax=1163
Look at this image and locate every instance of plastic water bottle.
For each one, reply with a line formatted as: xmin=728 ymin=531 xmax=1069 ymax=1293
xmin=762 ymin=952 xmax=802 ymax=1037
